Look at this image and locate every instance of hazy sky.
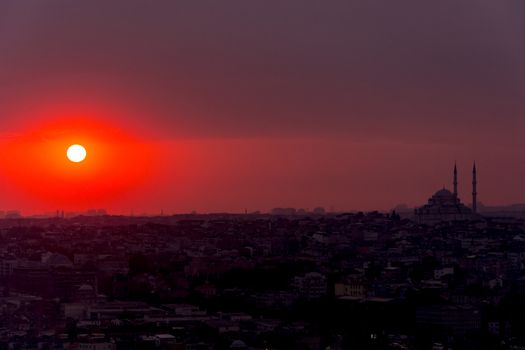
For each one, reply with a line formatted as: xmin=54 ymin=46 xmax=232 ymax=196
xmin=0 ymin=1 xmax=524 ymax=214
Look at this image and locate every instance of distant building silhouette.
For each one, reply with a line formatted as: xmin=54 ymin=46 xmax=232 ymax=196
xmin=415 ymin=164 xmax=480 ymax=224
xmin=453 ymin=162 xmax=458 ymax=197
xmin=472 ymin=162 xmax=477 ymax=213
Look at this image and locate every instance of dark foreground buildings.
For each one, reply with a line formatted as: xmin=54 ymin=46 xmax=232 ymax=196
xmin=1 ymin=194 xmax=525 ymax=349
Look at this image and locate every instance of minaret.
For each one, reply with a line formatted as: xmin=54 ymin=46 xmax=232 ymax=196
xmin=453 ymin=163 xmax=458 ymax=198
xmin=472 ymin=162 xmax=477 ymax=213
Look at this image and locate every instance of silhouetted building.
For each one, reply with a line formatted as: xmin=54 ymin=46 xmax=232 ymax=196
xmin=472 ymin=162 xmax=478 ymax=213
xmin=415 ymin=164 xmax=480 ymax=224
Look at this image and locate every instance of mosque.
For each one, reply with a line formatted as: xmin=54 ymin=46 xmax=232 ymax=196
xmin=415 ymin=163 xmax=480 ymax=224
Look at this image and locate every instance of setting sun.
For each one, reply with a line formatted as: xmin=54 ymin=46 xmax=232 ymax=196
xmin=67 ymin=144 xmax=87 ymax=163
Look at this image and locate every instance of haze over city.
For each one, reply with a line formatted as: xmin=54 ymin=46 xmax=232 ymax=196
xmin=3 ymin=2 xmax=525 ymax=350
xmin=0 ymin=1 xmax=524 ymax=215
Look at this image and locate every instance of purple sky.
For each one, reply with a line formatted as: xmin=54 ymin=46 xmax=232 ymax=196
xmin=0 ymin=1 xmax=524 ymax=214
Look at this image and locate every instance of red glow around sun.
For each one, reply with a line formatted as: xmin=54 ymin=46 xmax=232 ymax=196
xmin=0 ymin=112 xmax=155 ymax=207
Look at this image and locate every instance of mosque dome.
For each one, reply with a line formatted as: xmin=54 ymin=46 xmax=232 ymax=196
xmin=429 ymin=188 xmax=458 ymax=204
xmin=434 ymin=188 xmax=454 ymax=197
xmin=414 ymin=163 xmax=480 ymax=224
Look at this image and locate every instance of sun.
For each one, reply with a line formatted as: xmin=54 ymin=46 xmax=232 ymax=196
xmin=67 ymin=144 xmax=87 ymax=163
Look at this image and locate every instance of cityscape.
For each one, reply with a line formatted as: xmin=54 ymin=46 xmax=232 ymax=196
xmin=1 ymin=1 xmax=524 ymax=349
xmin=0 ymin=165 xmax=525 ymax=349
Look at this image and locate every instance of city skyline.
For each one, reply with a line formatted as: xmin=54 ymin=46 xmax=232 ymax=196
xmin=1 ymin=2 xmax=525 ymax=349
xmin=1 ymin=162 xmax=521 ymax=218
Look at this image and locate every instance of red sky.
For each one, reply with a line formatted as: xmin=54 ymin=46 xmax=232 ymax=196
xmin=0 ymin=1 xmax=524 ymax=214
